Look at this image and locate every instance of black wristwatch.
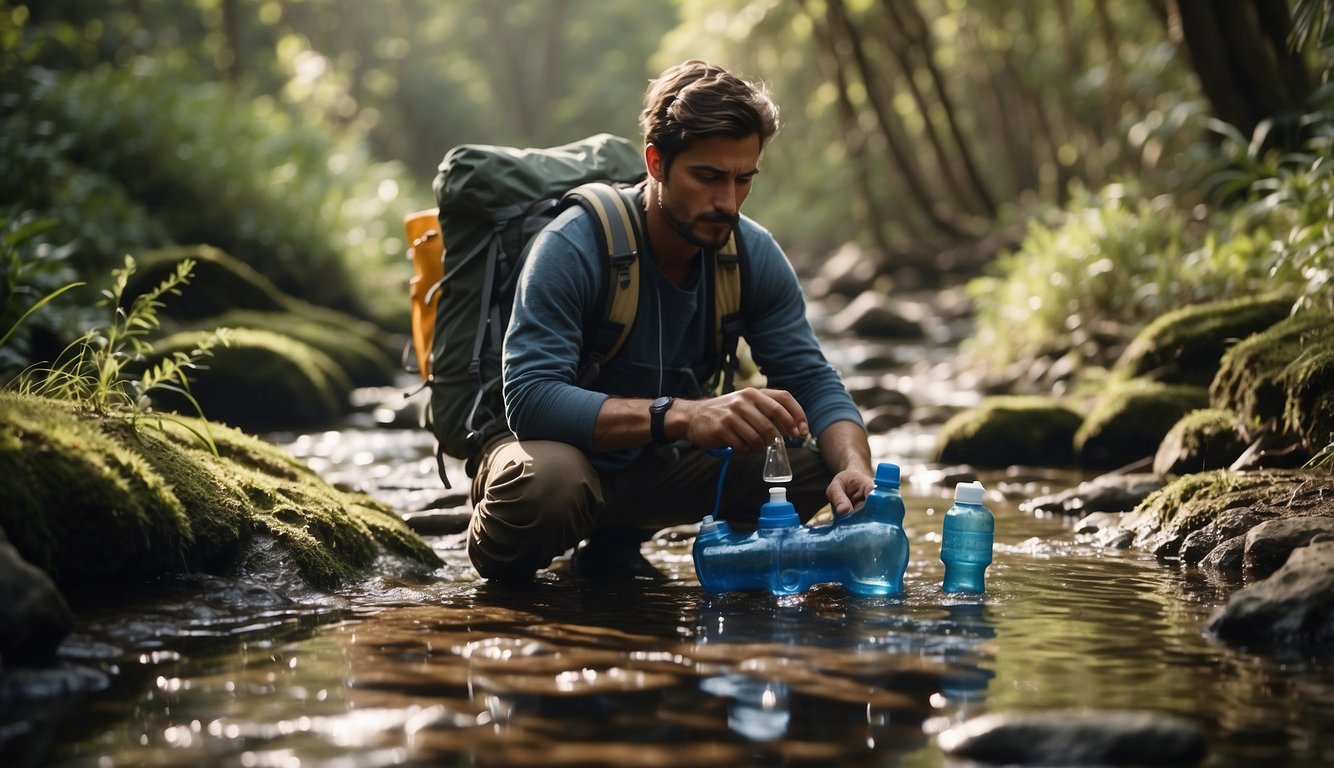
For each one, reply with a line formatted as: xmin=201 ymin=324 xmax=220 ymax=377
xmin=649 ymin=396 xmax=674 ymax=445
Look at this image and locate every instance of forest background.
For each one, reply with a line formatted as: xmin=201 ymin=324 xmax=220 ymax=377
xmin=2 ymin=0 xmax=1331 ymax=396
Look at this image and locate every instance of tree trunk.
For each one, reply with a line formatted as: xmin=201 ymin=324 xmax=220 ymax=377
xmin=220 ymin=0 xmax=241 ymax=87
xmin=825 ymin=0 xmax=979 ymax=241
xmin=1170 ymin=0 xmax=1312 ymax=143
xmin=882 ymin=0 xmax=999 ymax=218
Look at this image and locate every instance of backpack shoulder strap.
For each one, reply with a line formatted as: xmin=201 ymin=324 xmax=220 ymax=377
xmin=565 ymin=182 xmax=643 ymax=386
xmin=712 ymin=231 xmax=746 ymax=393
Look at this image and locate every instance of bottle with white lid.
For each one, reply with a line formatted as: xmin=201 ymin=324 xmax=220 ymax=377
xmin=940 ymin=480 xmax=994 ymax=593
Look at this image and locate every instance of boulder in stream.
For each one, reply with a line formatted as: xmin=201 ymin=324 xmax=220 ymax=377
xmin=938 ymin=709 xmax=1207 ymax=766
xmin=0 ymin=533 xmax=73 ymax=664
xmin=933 ymin=395 xmax=1082 ymax=468
xmin=1152 ymin=408 xmax=1249 ymax=476
xmin=1208 ymin=540 xmax=1334 ymax=651
xmin=1074 ymin=379 xmax=1209 ymax=469
xmin=1112 ymin=293 xmax=1291 ymax=388
xmin=0 ymin=391 xmax=441 ymax=610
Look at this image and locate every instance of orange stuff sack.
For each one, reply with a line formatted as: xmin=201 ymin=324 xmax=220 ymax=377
xmin=404 ymin=208 xmax=443 ymax=379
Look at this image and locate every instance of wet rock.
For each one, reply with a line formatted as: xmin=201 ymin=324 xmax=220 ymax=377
xmin=863 ymin=404 xmax=912 ymax=434
xmin=0 ymin=391 xmax=441 ymax=592
xmin=1023 ymin=473 xmax=1164 ymax=516
xmin=1200 ymin=536 xmax=1247 ymax=575
xmin=826 ymin=291 xmax=926 ymax=340
xmin=1178 ymin=507 xmax=1266 ymax=566
xmin=1153 ymin=408 xmax=1248 ymax=477
xmin=934 ymin=396 xmax=1083 ymax=468
xmin=0 ymin=662 xmax=110 ymax=704
xmin=1074 ymin=512 xmax=1134 ymax=548
xmin=0 ymin=536 xmax=73 ymax=663
xmin=1243 ymin=516 xmax=1334 ymax=579
xmin=402 ymin=508 xmax=473 ymax=536
xmin=1209 ymin=540 xmax=1334 ymax=650
xmin=937 ymin=709 xmax=1206 ymax=766
xmin=1075 ymin=380 xmax=1209 ymax=469
xmin=844 ymin=377 xmax=913 ymax=412
xmin=808 ymin=242 xmax=885 ymax=300
xmin=1119 ymin=470 xmax=1327 ymax=560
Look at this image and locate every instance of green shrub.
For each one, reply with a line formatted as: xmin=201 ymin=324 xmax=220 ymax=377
xmin=964 ymin=187 xmax=1213 ymax=375
xmin=26 ymin=61 xmax=425 ymax=326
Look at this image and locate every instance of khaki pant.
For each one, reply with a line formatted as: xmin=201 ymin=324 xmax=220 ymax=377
xmin=467 ymin=436 xmax=834 ymax=579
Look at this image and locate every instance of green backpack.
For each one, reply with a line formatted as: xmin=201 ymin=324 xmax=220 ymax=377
xmin=411 ymin=134 xmax=745 ymax=487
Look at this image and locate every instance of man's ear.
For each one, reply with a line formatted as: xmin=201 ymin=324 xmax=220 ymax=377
xmin=645 ymin=143 xmax=665 ymax=182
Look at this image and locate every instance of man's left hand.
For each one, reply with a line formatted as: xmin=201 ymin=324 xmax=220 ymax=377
xmin=827 ymin=467 xmax=875 ymax=515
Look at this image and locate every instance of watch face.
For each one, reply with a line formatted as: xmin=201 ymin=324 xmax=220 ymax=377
xmin=652 ymin=396 xmax=673 ymax=411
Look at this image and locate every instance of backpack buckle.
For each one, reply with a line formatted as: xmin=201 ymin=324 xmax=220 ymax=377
xmin=610 ymin=252 xmax=636 ymax=288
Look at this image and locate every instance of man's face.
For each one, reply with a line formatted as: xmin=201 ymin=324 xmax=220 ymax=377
xmin=652 ymin=134 xmax=762 ymax=251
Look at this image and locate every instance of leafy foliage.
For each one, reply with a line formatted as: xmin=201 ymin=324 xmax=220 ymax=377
xmin=0 ymin=214 xmax=86 ymax=377
xmin=963 ymin=185 xmax=1245 ymax=375
xmin=1206 ymin=108 xmax=1334 ymax=315
xmin=12 ymin=256 xmax=230 ymax=451
xmin=23 ymin=62 xmax=422 ymax=322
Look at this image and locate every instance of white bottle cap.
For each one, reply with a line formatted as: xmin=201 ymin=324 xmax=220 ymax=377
xmin=769 ymin=487 xmax=788 ymax=504
xmin=954 ymin=481 xmax=985 ymax=504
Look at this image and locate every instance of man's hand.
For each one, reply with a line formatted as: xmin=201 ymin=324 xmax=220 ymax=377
xmin=816 ymin=420 xmax=875 ymax=515
xmin=827 ymin=467 xmax=876 ymax=515
xmin=674 ymin=388 xmax=808 ymax=454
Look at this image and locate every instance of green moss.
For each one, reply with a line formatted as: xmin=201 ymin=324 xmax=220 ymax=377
xmin=933 ymin=395 xmax=1083 ymax=467
xmin=133 ymin=245 xmax=289 ymax=318
xmin=1153 ymin=408 xmax=1247 ymax=476
xmin=184 ymin=309 xmax=395 ymax=387
xmin=149 ymin=327 xmax=350 ymax=430
xmin=1212 ymin=311 xmax=1334 ymax=449
xmin=0 ymin=392 xmax=193 ymax=582
xmin=1124 ymin=469 xmax=1328 ymax=556
xmin=134 ymin=245 xmax=391 ymax=345
xmin=0 ymin=392 xmax=440 ymax=591
xmin=1113 ymin=294 xmax=1292 ymax=387
xmin=1075 ymin=379 xmax=1209 ymax=468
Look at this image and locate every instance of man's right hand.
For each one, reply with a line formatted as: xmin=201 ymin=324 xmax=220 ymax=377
xmin=674 ymin=388 xmax=808 ymax=455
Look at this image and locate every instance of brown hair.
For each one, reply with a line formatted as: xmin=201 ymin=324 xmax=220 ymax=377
xmin=639 ymin=60 xmax=780 ymax=173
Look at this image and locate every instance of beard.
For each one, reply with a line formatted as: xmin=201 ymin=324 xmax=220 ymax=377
xmin=658 ymin=189 xmax=740 ymax=251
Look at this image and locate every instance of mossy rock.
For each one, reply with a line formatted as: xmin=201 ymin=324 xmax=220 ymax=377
xmin=1119 ymin=468 xmax=1333 ymax=558
xmin=933 ymin=395 xmax=1083 ymax=467
xmin=132 ymin=245 xmax=291 ymax=317
xmin=1075 ymin=380 xmax=1209 ymax=468
xmin=148 ymin=328 xmax=351 ymax=431
xmin=0 ymin=391 xmax=440 ymax=590
xmin=1113 ymin=294 xmax=1292 ymax=387
xmin=1152 ymin=408 xmax=1248 ymax=476
xmin=133 ymin=245 xmax=393 ymax=357
xmin=184 ymin=309 xmax=396 ymax=387
xmin=1211 ymin=311 xmax=1334 ymax=452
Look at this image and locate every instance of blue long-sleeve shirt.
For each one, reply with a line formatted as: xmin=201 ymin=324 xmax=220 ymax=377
xmin=503 ymin=191 xmax=863 ymax=471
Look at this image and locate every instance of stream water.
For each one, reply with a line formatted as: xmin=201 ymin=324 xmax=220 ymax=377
xmin=8 ymin=337 xmax=1334 ymax=767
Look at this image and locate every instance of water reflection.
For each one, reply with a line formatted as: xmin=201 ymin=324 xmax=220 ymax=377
xmin=18 ymin=486 xmax=1334 ymax=768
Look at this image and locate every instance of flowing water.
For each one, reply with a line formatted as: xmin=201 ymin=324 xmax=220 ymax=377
xmin=9 ymin=337 xmax=1334 ymax=767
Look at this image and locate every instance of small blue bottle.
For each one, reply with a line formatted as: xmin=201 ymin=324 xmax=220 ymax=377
xmin=864 ymin=462 xmax=906 ymax=526
xmin=940 ymin=480 xmax=994 ymax=593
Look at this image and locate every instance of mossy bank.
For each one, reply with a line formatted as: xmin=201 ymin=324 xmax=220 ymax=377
xmin=0 ymin=391 xmax=441 ymax=592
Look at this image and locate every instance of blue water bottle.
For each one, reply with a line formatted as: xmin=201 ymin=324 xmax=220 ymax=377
xmin=941 ymin=480 xmax=994 ymax=593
